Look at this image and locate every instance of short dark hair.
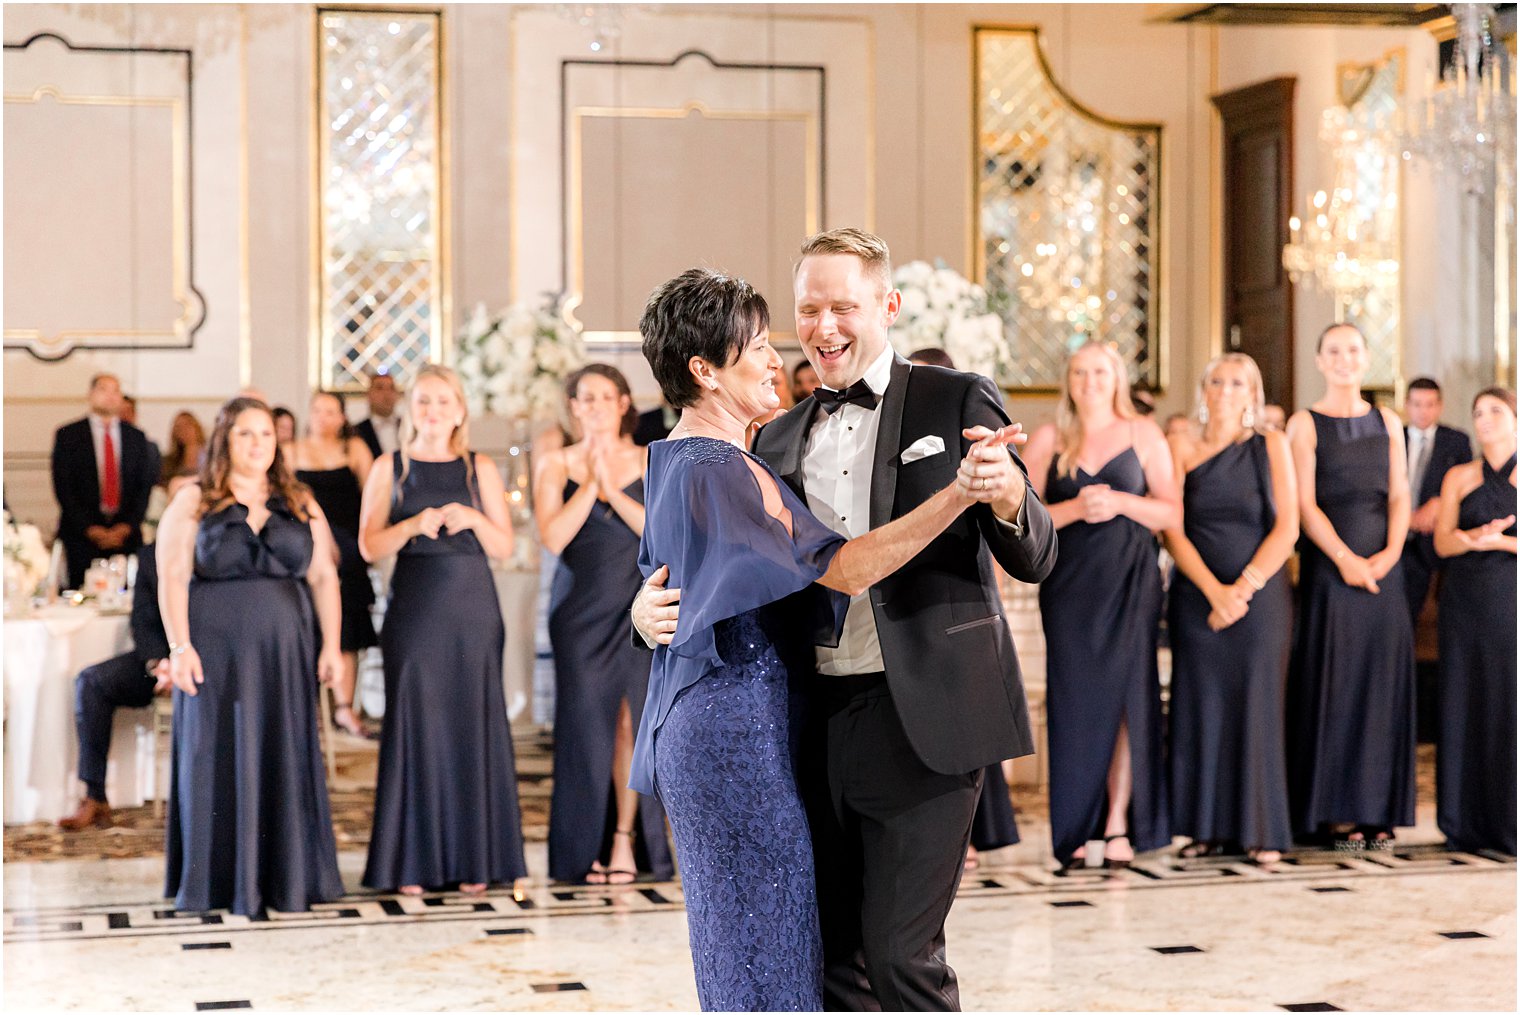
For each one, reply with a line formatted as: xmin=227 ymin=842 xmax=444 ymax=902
xmin=1316 ymin=322 xmax=1366 ymax=352
xmin=640 ymin=268 xmax=770 ymax=410
xmin=791 ymin=361 xmax=817 ymax=383
xmin=908 ymin=347 xmax=956 ymax=369
xmin=1407 ymin=377 xmax=1442 ymax=396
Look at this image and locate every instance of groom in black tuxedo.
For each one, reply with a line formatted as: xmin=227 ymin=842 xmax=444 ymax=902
xmin=636 ymin=228 xmax=1056 ymax=1010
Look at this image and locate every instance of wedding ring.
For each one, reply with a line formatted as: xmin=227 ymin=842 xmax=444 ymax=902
xmin=979 ymin=477 xmax=987 ymax=491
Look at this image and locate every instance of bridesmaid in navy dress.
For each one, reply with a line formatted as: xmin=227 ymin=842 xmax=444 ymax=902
xmin=1163 ymin=354 xmax=1298 ymax=863
xmin=156 ymin=397 xmax=345 ymax=915
xmin=358 ymin=365 xmax=525 ymax=895
xmin=534 ymin=364 xmax=673 ymax=885
xmin=1023 ymin=341 xmax=1179 ymax=871
xmin=1286 ymin=323 xmax=1415 ymax=850
xmin=1434 ymin=386 xmax=1517 ymax=855
xmin=290 ymin=390 xmax=377 ymax=737
xmin=631 ymin=269 xmax=1005 ymax=1010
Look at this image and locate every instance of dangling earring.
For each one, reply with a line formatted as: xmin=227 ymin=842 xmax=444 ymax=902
xmin=1197 ymin=404 xmax=1210 ymax=425
xmin=1241 ymin=407 xmax=1255 ymax=429
xmin=455 ymin=417 xmax=464 ymax=427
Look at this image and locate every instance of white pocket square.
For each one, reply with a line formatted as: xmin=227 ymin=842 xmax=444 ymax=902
xmin=900 ymin=435 xmax=945 ymax=464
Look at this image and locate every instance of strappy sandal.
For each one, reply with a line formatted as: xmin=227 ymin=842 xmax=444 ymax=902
xmin=605 ymin=828 xmax=638 ymax=885
xmin=1331 ymin=826 xmax=1366 ymax=852
xmin=1103 ymin=834 xmax=1134 ymax=870
xmin=332 ymin=699 xmax=377 ymax=740
xmin=1178 ymin=840 xmax=1220 ymax=859
xmin=1362 ymin=826 xmax=1395 ymax=852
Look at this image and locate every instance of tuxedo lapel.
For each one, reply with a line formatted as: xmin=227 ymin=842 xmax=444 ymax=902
xmin=768 ymin=397 xmax=819 ymax=498
xmin=869 ymin=355 xmax=912 ymax=529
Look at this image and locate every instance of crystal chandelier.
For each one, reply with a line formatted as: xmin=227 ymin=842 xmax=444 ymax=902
xmin=1398 ymin=2 xmax=1516 ymax=195
xmin=1283 ymin=106 xmax=1400 ymax=314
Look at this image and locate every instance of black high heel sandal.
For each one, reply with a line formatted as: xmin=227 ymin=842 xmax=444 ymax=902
xmin=1103 ymin=834 xmax=1133 ymax=870
xmin=605 ymin=828 xmax=638 ymax=885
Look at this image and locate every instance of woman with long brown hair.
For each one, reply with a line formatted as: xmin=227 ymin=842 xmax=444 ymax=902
xmin=358 ymin=364 xmax=525 ymax=895
xmin=1023 ymin=340 xmax=1179 ymax=871
xmin=289 ymin=390 xmax=377 ymax=738
xmin=155 ymin=397 xmax=345 ymax=915
xmin=160 ymin=411 xmax=206 ymax=485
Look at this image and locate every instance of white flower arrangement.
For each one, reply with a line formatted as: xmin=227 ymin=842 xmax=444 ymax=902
xmin=890 ymin=260 xmax=1015 ymax=384
xmin=453 ymin=294 xmax=587 ymax=421
xmin=4 ymin=511 xmax=49 ymax=600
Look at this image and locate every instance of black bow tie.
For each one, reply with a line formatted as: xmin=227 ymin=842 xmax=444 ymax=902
xmin=818 ymin=380 xmax=880 ymax=415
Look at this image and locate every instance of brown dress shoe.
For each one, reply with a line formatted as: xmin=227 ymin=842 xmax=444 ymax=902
xmin=58 ymin=798 xmax=112 ymax=831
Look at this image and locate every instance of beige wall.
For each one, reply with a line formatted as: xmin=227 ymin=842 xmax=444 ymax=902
xmin=5 ymin=3 xmax=1490 ymax=534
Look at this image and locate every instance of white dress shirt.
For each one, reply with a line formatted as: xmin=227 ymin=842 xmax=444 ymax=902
xmin=1407 ymin=424 xmax=1435 ymax=501
xmin=804 ymin=344 xmax=896 ymax=676
xmin=88 ymin=413 xmax=123 ymax=514
xmin=372 ymin=414 xmax=401 ymax=455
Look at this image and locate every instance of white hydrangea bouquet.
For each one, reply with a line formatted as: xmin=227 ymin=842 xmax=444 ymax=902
xmin=453 ymin=294 xmax=586 ymax=420
xmin=4 ymin=511 xmax=49 ymax=608
xmin=890 ymin=260 xmax=1015 ymax=384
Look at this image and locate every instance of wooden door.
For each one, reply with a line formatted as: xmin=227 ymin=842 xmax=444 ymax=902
xmin=1213 ymin=77 xmax=1296 ymax=410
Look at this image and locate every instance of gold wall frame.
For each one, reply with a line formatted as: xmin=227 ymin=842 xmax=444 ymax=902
xmin=971 ymin=25 xmax=1165 ymax=394
xmin=567 ymin=102 xmax=820 ymax=345
xmin=3 ymin=33 xmax=205 ymax=361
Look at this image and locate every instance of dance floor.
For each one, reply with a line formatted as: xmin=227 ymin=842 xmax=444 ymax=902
xmin=4 ymin=740 xmax=1514 ymax=1012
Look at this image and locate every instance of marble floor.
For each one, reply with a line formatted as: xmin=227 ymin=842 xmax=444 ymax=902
xmin=4 ymin=804 xmax=1514 ymax=1012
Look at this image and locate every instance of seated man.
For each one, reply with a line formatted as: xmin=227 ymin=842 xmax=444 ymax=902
xmin=57 ymin=474 xmax=188 ymax=830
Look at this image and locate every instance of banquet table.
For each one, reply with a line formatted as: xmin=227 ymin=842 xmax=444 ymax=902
xmin=4 ymin=603 xmax=155 ymax=825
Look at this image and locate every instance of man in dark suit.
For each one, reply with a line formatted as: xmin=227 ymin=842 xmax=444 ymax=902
xmin=51 ymin=373 xmax=160 ymax=590
xmin=1403 ymin=376 xmax=1473 ymax=624
xmin=635 ymin=229 xmax=1056 ymax=1010
xmin=58 ymin=535 xmax=172 ymax=830
xmin=353 ymin=371 xmax=403 ymax=459
xmin=632 ymin=399 xmax=677 ymax=446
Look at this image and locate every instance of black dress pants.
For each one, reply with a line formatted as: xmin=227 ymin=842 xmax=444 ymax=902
xmin=75 ymin=653 xmax=154 ymax=800
xmin=803 ymin=673 xmax=982 ymax=1012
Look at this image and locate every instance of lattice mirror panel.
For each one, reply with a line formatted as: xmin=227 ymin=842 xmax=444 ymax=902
xmin=318 ymin=9 xmax=442 ymax=391
xmin=975 ymin=28 xmax=1162 ymax=391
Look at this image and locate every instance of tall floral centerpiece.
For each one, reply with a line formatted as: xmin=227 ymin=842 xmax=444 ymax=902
xmin=4 ymin=511 xmax=49 ymax=614
xmin=890 ymin=260 xmax=1015 ymax=385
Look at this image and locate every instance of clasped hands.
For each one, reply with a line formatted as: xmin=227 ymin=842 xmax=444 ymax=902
xmin=410 ymin=501 xmax=482 ymax=540
xmin=1456 ymin=514 xmax=1516 ymax=552
xmin=1336 ymin=546 xmax=1401 ymax=594
xmin=86 ymin=522 xmax=134 ymax=551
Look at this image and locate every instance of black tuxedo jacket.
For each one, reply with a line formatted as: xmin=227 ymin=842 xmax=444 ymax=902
xmin=354 ymin=418 xmax=383 ymax=460
xmin=1406 ymin=422 xmax=1473 ymax=568
xmin=752 ymin=355 xmax=1058 ymax=775
xmin=51 ymin=417 xmax=159 ymax=588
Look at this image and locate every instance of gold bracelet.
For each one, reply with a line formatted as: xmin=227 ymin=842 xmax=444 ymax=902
xmin=1241 ymin=565 xmax=1266 ymax=591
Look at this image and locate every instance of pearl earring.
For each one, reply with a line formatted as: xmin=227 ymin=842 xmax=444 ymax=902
xmin=1197 ymin=404 xmax=1210 ymax=425
xmin=1242 ymin=407 xmax=1256 ymax=429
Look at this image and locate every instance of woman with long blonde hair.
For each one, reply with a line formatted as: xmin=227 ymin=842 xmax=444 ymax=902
xmin=358 ymin=364 xmax=525 ymax=895
xmin=1023 ymin=340 xmax=1180 ymax=871
xmin=1162 ymin=354 xmax=1298 ymax=863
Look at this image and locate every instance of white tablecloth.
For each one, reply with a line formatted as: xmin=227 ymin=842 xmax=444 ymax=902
xmin=3 ymin=604 xmax=155 ymax=824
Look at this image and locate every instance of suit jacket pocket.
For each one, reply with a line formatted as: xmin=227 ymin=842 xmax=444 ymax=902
xmin=945 ymin=614 xmax=1002 ymax=636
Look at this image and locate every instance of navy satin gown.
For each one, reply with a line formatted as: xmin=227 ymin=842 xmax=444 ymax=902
xmin=165 ymin=495 xmax=344 ymax=915
xmin=631 ymin=437 xmax=847 ymax=1012
xmin=1287 ymin=410 xmax=1415 ymax=836
xmin=1040 ymin=447 xmax=1169 ymax=864
xmin=295 ymin=466 xmax=377 ymax=652
xmin=363 ymin=455 xmax=527 ymax=890
xmin=547 ymin=477 xmax=674 ymax=883
xmin=1437 ymin=453 xmax=1517 ymax=855
xmin=1168 ymin=436 xmax=1293 ymax=852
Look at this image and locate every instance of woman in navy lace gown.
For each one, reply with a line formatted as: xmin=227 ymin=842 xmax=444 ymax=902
xmin=1022 ymin=341 xmax=1180 ymax=871
xmin=359 ymin=365 xmax=525 ymax=895
xmin=1163 ymin=354 xmax=1297 ymax=863
xmin=1286 ymin=324 xmax=1415 ymax=850
xmin=1434 ymin=386 xmax=1517 ymax=855
xmin=632 ymin=269 xmax=1009 ymax=1010
xmin=156 ymin=397 xmax=345 ymax=915
xmin=535 ymin=364 xmax=673 ymax=884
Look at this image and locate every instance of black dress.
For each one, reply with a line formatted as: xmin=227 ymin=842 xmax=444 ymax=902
xmin=165 ymin=495 xmax=344 ymax=915
xmin=547 ymin=478 xmax=674 ymax=883
xmin=1041 ymin=447 xmax=1168 ymax=864
xmin=971 ymin=764 xmax=1021 ymax=852
xmin=1437 ymin=453 xmax=1517 ymax=855
xmin=362 ymin=455 xmax=527 ymax=890
xmin=295 ymin=466 xmax=377 ymax=652
xmin=1287 ymin=410 xmax=1416 ymax=836
xmin=1168 ymin=436 xmax=1293 ymax=852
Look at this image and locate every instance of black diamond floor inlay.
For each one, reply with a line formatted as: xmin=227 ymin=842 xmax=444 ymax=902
xmin=484 ymin=927 xmax=533 ymax=937
xmin=1309 ymin=886 xmax=1353 ymax=893
xmin=1050 ymin=900 xmax=1094 ymax=908
xmin=531 ymin=982 xmax=587 ymax=993
xmin=182 ymin=942 xmax=232 ymax=951
xmin=1439 ymin=930 xmax=1490 ymax=939
xmin=1278 ymin=1003 xmax=1343 ymax=1012
xmin=1151 ymin=945 xmax=1205 ymax=954
xmin=194 ymin=1003 xmax=252 ymax=1011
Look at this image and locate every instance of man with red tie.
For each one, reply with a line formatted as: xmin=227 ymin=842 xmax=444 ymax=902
xmin=50 ymin=373 xmax=160 ymax=590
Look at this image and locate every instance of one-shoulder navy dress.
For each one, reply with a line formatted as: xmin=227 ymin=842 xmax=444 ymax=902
xmin=165 ymin=495 xmax=344 ymax=915
xmin=632 ymin=437 xmax=847 ymax=1012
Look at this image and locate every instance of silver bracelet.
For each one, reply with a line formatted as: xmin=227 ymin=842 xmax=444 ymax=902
xmin=168 ymin=641 xmax=192 ymax=657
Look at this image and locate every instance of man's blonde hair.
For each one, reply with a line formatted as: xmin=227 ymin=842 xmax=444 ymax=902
xmin=796 ymin=227 xmax=893 ymax=293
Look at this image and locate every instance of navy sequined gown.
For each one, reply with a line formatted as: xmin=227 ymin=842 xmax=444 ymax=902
xmin=1040 ymin=447 xmax=1169 ymax=864
xmin=165 ymin=495 xmax=344 ymax=915
xmin=632 ymin=437 xmax=847 ymax=1012
xmin=1287 ymin=410 xmax=1416 ymax=836
xmin=547 ymin=477 xmax=674 ymax=883
xmin=1437 ymin=453 xmax=1517 ymax=855
xmin=363 ymin=455 xmax=527 ymax=890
